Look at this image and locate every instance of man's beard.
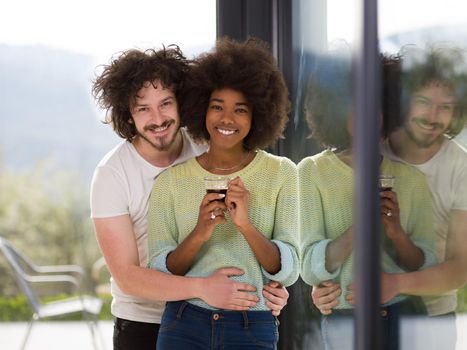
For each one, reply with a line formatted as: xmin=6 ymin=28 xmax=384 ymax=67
xmin=403 ymin=118 xmax=446 ymax=149
xmin=137 ymin=121 xmax=180 ymax=151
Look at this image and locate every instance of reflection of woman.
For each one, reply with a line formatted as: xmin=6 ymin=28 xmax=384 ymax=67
xmin=148 ymin=38 xmax=300 ymax=349
xmin=299 ymin=53 xmax=436 ymax=350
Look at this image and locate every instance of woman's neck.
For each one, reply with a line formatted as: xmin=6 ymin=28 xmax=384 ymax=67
xmin=199 ymin=146 xmax=255 ymax=174
xmin=335 ymin=148 xmax=353 ymax=167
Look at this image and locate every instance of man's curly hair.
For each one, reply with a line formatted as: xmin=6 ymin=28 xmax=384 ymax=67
xmin=92 ymin=46 xmax=189 ymax=141
xmin=180 ymin=37 xmax=290 ymax=151
xmin=400 ymin=45 xmax=467 ymax=138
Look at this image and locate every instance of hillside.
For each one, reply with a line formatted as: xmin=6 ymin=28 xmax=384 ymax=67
xmin=1 ymin=27 xmax=466 ymax=181
xmin=0 ymin=44 xmax=119 ymax=182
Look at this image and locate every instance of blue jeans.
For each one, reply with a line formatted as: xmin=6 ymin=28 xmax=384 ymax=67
xmin=321 ymin=297 xmax=426 ymax=350
xmin=156 ymin=301 xmax=279 ymax=350
xmin=399 ymin=312 xmax=457 ymax=350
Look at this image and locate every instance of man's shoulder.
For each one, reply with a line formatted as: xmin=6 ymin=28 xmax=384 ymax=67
xmin=445 ymin=138 xmax=467 ymax=159
xmin=96 ymin=140 xmax=131 ymax=168
xmin=92 ymin=140 xmax=149 ymax=183
xmin=180 ymin=127 xmax=207 ymax=156
xmin=429 ymin=139 xmax=467 ymax=173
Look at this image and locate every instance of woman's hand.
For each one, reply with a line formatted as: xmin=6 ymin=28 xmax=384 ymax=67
xmin=225 ymin=177 xmax=251 ymax=230
xmin=193 ymin=192 xmax=228 ymax=242
xmin=166 ymin=192 xmax=228 ymax=275
xmin=380 ymin=189 xmax=424 ymax=271
xmin=225 ymin=176 xmax=281 ymax=274
xmin=380 ymin=190 xmax=403 ymax=239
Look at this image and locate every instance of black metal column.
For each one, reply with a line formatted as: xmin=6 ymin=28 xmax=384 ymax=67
xmin=353 ymin=0 xmax=381 ymax=349
xmin=217 ymin=0 xmax=273 ymax=44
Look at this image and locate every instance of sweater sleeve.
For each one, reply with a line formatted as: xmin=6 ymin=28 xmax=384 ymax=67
xmin=261 ymin=159 xmax=300 ymax=286
xmin=147 ymin=170 xmax=178 ymax=272
xmin=299 ymin=158 xmax=338 ymax=286
xmin=405 ymin=171 xmax=438 ymax=269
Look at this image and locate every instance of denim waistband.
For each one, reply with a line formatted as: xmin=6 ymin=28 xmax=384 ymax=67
xmin=432 ymin=311 xmax=456 ymax=318
xmin=325 ymin=297 xmax=426 ymax=318
xmin=165 ymin=301 xmax=278 ymax=326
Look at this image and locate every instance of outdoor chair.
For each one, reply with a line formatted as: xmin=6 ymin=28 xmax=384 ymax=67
xmin=91 ymin=256 xmax=111 ymax=295
xmin=0 ymin=236 xmax=104 ymax=350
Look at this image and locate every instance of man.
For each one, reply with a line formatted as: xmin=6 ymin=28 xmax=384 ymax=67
xmin=90 ymin=46 xmax=288 ymax=350
xmin=300 ymin=51 xmax=436 ymax=350
xmin=311 ymin=46 xmax=467 ymax=349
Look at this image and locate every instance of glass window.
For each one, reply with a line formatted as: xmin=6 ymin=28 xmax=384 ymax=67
xmin=293 ymin=0 xmax=467 ymax=349
xmin=378 ymin=2 xmax=467 ymax=349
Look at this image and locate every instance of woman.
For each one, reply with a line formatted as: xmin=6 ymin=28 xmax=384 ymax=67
xmin=299 ymin=52 xmax=436 ymax=350
xmin=148 ymin=38 xmax=300 ymax=349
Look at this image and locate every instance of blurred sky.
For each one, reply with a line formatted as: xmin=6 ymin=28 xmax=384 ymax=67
xmin=0 ymin=0 xmax=216 ymax=64
xmin=328 ymin=0 xmax=467 ymax=43
xmin=1 ymin=0 xmax=466 ymax=61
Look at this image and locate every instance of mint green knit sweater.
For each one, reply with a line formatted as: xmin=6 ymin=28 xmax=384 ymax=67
xmin=148 ymin=150 xmax=300 ymax=310
xmin=299 ymin=150 xmax=437 ymax=309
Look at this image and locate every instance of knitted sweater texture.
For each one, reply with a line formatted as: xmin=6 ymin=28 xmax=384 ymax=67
xmin=148 ymin=150 xmax=300 ymax=310
xmin=299 ymin=149 xmax=436 ymax=309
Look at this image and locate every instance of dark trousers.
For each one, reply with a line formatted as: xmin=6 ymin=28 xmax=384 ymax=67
xmin=113 ymin=317 xmax=160 ymax=350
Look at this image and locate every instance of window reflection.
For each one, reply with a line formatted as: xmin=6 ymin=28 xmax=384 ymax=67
xmin=291 ymin=1 xmax=467 ymax=349
xmin=380 ymin=45 xmax=467 ymax=350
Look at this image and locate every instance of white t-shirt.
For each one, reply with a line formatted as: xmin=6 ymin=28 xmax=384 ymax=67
xmin=454 ymin=127 xmax=467 ymax=150
xmin=383 ymin=138 xmax=467 ymax=315
xmin=90 ymin=128 xmax=207 ymax=323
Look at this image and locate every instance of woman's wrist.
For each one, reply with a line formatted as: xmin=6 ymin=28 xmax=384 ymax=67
xmin=237 ymin=221 xmax=256 ymax=236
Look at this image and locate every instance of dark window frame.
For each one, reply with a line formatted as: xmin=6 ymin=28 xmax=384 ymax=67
xmin=217 ymin=1 xmax=381 ymax=349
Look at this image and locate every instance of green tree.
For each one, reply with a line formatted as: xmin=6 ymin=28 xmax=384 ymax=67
xmin=0 ymin=157 xmax=101 ymax=296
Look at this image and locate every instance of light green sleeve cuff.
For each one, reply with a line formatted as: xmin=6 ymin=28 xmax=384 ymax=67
xmin=261 ymin=240 xmax=299 ymax=286
xmin=416 ymin=241 xmax=438 ymax=269
xmin=148 ymin=247 xmax=176 ymax=274
xmin=310 ymin=239 xmax=341 ymax=282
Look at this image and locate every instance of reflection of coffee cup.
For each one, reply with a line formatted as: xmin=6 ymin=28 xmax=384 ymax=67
xmin=379 ymin=175 xmax=395 ymax=192
xmin=204 ymin=176 xmax=230 ymax=202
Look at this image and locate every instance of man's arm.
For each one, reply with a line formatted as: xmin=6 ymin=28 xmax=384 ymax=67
xmin=263 ymin=282 xmax=289 ymax=316
xmin=381 ymin=210 xmax=467 ymax=302
xmin=93 ymin=215 xmax=259 ymax=310
xmin=314 ymin=215 xmax=467 ymax=308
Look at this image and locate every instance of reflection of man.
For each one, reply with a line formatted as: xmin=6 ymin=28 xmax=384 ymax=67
xmin=312 ymin=47 xmax=467 ymax=349
xmin=380 ymin=46 xmax=467 ymax=349
xmin=454 ymin=127 xmax=467 ymax=149
xmin=300 ymin=52 xmax=435 ymax=350
xmin=90 ymin=47 xmax=288 ymax=350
